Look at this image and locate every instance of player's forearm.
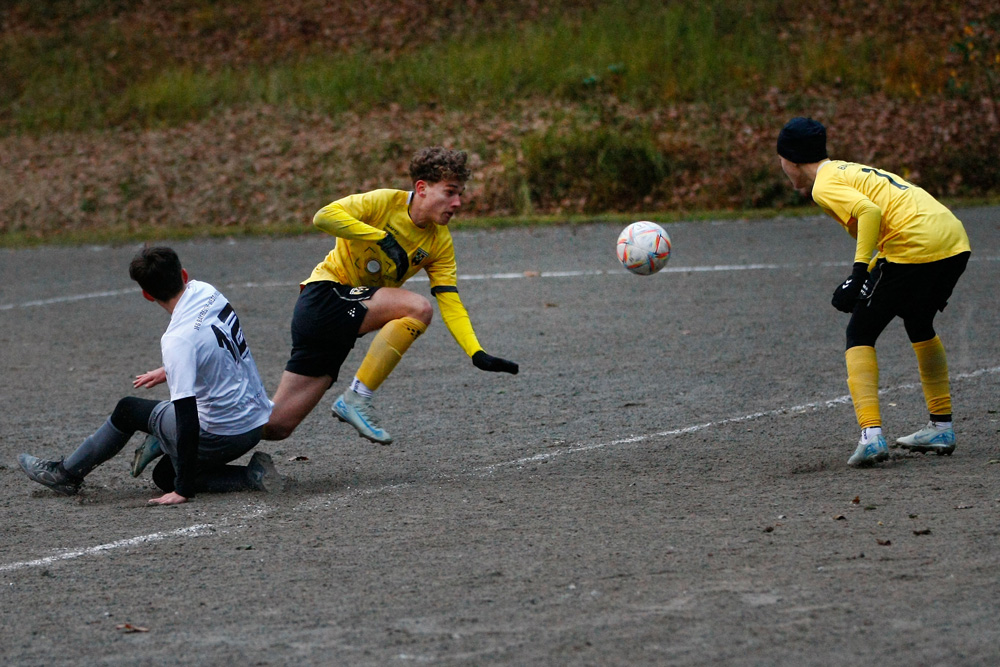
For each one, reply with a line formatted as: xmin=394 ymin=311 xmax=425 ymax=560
xmin=434 ymin=289 xmax=483 ymax=357
xmin=313 ymin=202 xmax=386 ymax=241
xmin=172 ymin=396 xmax=199 ymax=499
xmin=852 ymin=201 xmax=882 ymax=265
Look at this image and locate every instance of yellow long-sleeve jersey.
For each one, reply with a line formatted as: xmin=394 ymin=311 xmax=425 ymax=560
xmin=811 ymin=160 xmax=970 ymax=265
xmin=303 ymin=188 xmax=484 ymax=357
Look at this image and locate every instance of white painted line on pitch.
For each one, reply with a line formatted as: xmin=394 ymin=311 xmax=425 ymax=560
xmin=0 ymin=501 xmax=271 ymax=574
xmin=5 ymin=364 xmax=998 ymax=574
xmin=3 ymin=256 xmax=997 ymax=312
xmin=0 ymin=524 xmax=216 ymax=573
xmin=476 ymin=397 xmax=859 ymax=472
xmin=0 ymin=288 xmax=142 ymax=311
xmin=0 ymin=266 xmax=752 ymax=310
xmin=478 ymin=364 xmax=1000 ymax=473
xmin=480 ymin=364 xmax=1000 ymax=473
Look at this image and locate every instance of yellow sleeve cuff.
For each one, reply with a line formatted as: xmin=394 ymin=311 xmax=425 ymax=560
xmin=433 ymin=289 xmax=483 ymax=358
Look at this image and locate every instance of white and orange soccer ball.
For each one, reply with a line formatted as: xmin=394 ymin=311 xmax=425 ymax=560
xmin=616 ymin=221 xmax=671 ymax=275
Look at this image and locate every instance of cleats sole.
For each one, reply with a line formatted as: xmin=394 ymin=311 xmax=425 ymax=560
xmin=848 ymin=451 xmax=889 ymax=468
xmin=893 ymin=442 xmax=955 ymax=456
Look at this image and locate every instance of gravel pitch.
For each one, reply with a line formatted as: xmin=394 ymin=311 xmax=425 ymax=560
xmin=2 ymin=208 xmax=999 ymax=665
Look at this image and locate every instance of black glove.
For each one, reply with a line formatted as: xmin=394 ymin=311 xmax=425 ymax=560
xmin=858 ymin=262 xmax=881 ymax=301
xmin=472 ymin=350 xmax=519 ymax=375
xmin=377 ymin=231 xmax=409 ymax=281
xmin=831 ymin=262 xmax=869 ymax=313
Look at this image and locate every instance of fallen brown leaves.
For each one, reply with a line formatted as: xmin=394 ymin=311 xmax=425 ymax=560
xmin=115 ymin=623 xmax=149 ymax=633
xmin=2 ymin=94 xmax=996 ymax=241
xmin=2 ymin=1 xmax=999 ymax=240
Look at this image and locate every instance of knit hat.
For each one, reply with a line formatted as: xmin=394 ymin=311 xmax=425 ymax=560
xmin=777 ymin=117 xmax=828 ymax=164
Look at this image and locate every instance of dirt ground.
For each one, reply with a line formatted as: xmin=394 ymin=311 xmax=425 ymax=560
xmin=1 ymin=208 xmax=999 ymax=666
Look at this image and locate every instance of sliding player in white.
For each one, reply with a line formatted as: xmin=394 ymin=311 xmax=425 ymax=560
xmin=18 ymin=246 xmax=278 ymax=504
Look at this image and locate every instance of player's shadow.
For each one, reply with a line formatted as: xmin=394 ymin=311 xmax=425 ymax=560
xmin=20 ymin=465 xmax=420 ymax=505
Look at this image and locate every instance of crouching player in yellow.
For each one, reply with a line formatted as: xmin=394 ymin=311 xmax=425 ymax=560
xmin=777 ymin=117 xmax=971 ymax=467
xmin=264 ymin=147 xmax=518 ymax=444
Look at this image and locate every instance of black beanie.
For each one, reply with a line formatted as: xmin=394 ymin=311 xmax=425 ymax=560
xmin=777 ymin=117 xmax=828 ymax=164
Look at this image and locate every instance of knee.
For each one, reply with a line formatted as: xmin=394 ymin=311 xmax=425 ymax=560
xmin=262 ymin=422 xmax=293 ymax=441
xmin=262 ymin=412 xmax=299 ymax=441
xmin=110 ymin=396 xmax=154 ymax=433
xmin=110 ymin=397 xmax=137 ymax=427
xmin=410 ymin=296 xmax=433 ymax=325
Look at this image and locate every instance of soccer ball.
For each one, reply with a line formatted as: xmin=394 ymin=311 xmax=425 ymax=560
xmin=616 ymin=221 xmax=671 ymax=275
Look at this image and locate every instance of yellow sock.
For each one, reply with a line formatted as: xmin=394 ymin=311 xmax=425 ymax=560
xmin=846 ymin=345 xmax=881 ymax=429
xmin=355 ymin=317 xmax=427 ymax=391
xmin=912 ymin=336 xmax=951 ymax=418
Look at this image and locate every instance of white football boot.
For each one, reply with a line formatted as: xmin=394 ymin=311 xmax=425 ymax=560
xmin=893 ymin=422 xmax=955 ymax=456
xmin=848 ymin=428 xmax=889 ymax=467
xmin=331 ymin=390 xmax=393 ymax=445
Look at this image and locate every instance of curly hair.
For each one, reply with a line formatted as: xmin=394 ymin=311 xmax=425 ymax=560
xmin=408 ymin=147 xmax=471 ymax=184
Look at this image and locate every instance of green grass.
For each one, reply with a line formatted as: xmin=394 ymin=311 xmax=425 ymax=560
xmin=1 ymin=0 xmax=943 ymax=134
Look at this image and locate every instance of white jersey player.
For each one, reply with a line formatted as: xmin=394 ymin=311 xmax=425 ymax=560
xmin=18 ymin=247 xmax=278 ymax=505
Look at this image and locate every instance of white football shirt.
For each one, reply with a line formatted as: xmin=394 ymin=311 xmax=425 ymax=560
xmin=160 ymin=280 xmax=272 ymax=435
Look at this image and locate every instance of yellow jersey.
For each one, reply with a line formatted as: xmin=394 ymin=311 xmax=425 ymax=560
xmin=303 ymin=189 xmax=484 ymax=357
xmin=811 ymin=160 xmax=970 ymax=264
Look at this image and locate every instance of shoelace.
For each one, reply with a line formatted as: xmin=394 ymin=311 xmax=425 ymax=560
xmin=353 ymin=400 xmax=381 ymax=427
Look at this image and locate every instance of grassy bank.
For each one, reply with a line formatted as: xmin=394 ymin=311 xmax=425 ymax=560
xmin=1 ymin=1 xmax=997 ymax=243
xmin=1 ymin=0 xmax=966 ymax=133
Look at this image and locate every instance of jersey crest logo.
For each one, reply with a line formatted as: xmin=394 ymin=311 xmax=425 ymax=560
xmin=350 ymin=286 xmax=368 ymax=295
xmin=413 ymin=248 xmax=429 ymax=265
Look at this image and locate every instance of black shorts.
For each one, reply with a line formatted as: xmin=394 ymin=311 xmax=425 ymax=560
xmin=862 ymin=251 xmax=969 ymax=317
xmin=285 ymin=281 xmax=379 ymax=379
xmin=847 ymin=251 xmax=969 ymax=347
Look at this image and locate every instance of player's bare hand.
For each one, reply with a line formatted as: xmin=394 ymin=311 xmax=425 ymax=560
xmin=148 ymin=491 xmax=188 ymax=505
xmin=472 ymin=350 xmax=519 ymax=374
xmin=134 ymin=366 xmax=167 ymax=389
